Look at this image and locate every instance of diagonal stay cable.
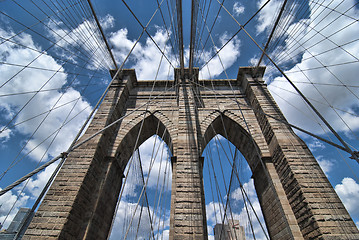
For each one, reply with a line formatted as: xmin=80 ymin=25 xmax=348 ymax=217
xmin=121 ymin=0 xmax=176 ymax=69
xmin=1 ymin=0 xmax=164 ymax=154
xmin=0 ymin=0 xmax=82 ymax=46
xmin=0 ymin=10 xmax=107 ymax=71
xmin=4 ymin=69 xmax=98 ymax=233
xmin=175 ymin=0 xmax=184 ymax=73
xmin=0 ymin=24 xmax=104 ymax=136
xmin=198 ymin=0 xmax=272 ymax=71
xmin=216 ymin=0 xmax=359 ymax=162
xmin=272 ymin=42 xmax=359 ymax=140
xmin=0 ymin=83 xmax=100 ymax=98
xmin=194 ymin=0 xmax=225 ymax=67
xmin=0 ymin=36 xmax=108 ymax=77
xmin=255 ymin=0 xmax=288 ymax=73
xmin=9 ymin=0 xmax=110 ymax=70
xmin=198 ymin=65 xmax=266 ymax=238
xmin=284 ymin=36 xmax=359 ymax=69
xmin=31 ymin=0 xmax=107 ymax=67
xmin=155 ymin=0 xmax=180 ymax=66
xmin=44 ymin=0 xmax=111 ymax=69
xmin=0 ymin=82 xmax=179 ymax=197
xmin=269 ymin=83 xmax=359 ymax=118
xmin=189 ymin=79 xmax=348 ymax=153
xmin=86 ymin=0 xmax=118 ymax=69
xmin=1 ymin=0 xmax=175 ymax=185
xmin=0 ymin=58 xmax=103 ymax=182
xmin=126 ymin=50 xmax=171 ymax=238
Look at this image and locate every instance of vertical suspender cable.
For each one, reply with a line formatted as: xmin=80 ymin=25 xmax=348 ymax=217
xmin=189 ymin=0 xmax=198 ymax=76
xmin=255 ymin=0 xmax=288 ymax=74
xmin=86 ymin=0 xmax=118 ymax=69
xmin=215 ymin=0 xmax=359 ymax=163
xmin=176 ymin=0 xmax=185 ymax=76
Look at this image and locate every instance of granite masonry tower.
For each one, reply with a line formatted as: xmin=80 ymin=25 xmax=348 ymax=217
xmin=23 ymin=67 xmax=359 ymax=239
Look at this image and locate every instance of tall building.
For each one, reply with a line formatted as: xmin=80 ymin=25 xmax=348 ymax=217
xmin=214 ymin=220 xmax=245 ymax=240
xmin=0 ymin=208 xmax=32 ymax=240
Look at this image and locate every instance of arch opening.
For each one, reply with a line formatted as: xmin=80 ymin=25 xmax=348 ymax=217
xmin=202 ymin=113 xmax=266 ymax=173
xmin=108 ymin=114 xmax=173 ymax=239
xmin=201 ymin=114 xmax=272 ymax=239
xmin=202 ymin=134 xmax=269 ymax=240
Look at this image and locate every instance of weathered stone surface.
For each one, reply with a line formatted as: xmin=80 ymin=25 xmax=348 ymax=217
xmin=24 ymin=67 xmax=359 ymax=240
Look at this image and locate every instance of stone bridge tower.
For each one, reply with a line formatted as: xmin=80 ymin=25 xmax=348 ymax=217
xmin=24 ymin=67 xmax=359 ymax=239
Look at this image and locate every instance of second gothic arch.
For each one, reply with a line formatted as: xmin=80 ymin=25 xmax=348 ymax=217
xmin=201 ymin=111 xmax=269 ymax=172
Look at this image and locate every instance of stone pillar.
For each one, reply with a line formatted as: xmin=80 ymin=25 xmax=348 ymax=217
xmin=253 ymin=158 xmax=304 ymax=240
xmin=240 ymin=67 xmax=359 ymax=239
xmin=23 ymin=70 xmax=136 ymax=240
xmin=169 ymin=69 xmax=208 ymax=239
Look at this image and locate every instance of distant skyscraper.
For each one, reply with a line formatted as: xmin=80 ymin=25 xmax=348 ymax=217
xmin=213 ymin=220 xmax=245 ymax=240
xmin=0 ymin=208 xmax=32 ymax=240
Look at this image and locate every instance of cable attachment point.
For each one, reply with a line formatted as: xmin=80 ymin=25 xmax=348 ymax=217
xmin=60 ymin=152 xmax=69 ymax=159
xmin=349 ymin=151 xmax=359 ymax=162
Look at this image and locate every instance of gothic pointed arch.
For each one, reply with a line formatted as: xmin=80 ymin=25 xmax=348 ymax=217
xmin=113 ymin=112 xmax=173 ymax=169
xmin=201 ymin=111 xmax=270 ymax=171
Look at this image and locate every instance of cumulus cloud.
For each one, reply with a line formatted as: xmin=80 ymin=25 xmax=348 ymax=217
xmin=231 ymin=178 xmax=257 ymax=202
xmin=233 ymin=2 xmax=245 ymax=16
xmin=100 ymin=14 xmax=115 ymax=30
xmin=109 ymin=27 xmax=176 ymax=80
xmin=109 ymin=26 xmax=241 ymax=80
xmin=22 ymin=163 xmax=58 ymax=198
xmin=0 ymin=27 xmax=92 ymax=162
xmin=265 ymin=0 xmax=359 ymax=135
xmin=109 ymin=200 xmax=170 ymax=240
xmin=256 ymin=0 xmax=283 ymax=34
xmin=0 ymin=126 xmax=11 ymax=143
xmin=0 ymin=189 xmax=29 ymax=229
xmin=46 ymin=18 xmax=113 ymax=69
xmin=199 ymin=33 xmax=241 ymax=79
xmin=308 ymin=138 xmax=326 ymax=152
xmin=316 ymin=156 xmax=334 ymax=175
xmin=120 ymin=136 xmax=172 ymax=198
xmin=335 ymin=177 xmax=359 ymax=216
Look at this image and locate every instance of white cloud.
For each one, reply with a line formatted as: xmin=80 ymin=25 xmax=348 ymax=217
xmin=110 ymin=27 xmax=176 ymax=80
xmin=206 ymin=201 xmax=225 ymax=226
xmin=265 ymin=0 xmax=359 ymax=135
xmin=46 ymin=18 xmax=112 ymax=69
xmin=22 ymin=163 xmax=58 ymax=198
xmin=234 ymin=199 xmax=268 ymax=240
xmin=109 ymin=27 xmax=241 ymax=80
xmin=0 ymin=189 xmax=29 ymax=229
xmin=316 ymin=156 xmax=334 ymax=175
xmin=206 ymin=198 xmax=268 ymax=240
xmin=120 ymin=135 xmax=172 ymax=198
xmin=100 ymin=14 xmax=115 ymax=30
xmin=0 ymin=27 xmax=92 ymax=162
xmin=206 ymin=178 xmax=268 ymax=240
xmin=256 ymin=0 xmax=283 ymax=34
xmin=109 ymin=200 xmax=170 ymax=240
xmin=139 ymin=136 xmax=172 ymax=189
xmin=308 ymin=138 xmax=325 ymax=152
xmin=231 ymin=178 xmax=257 ymax=202
xmin=0 ymin=126 xmax=11 ymax=143
xmin=233 ymin=2 xmax=245 ymax=16
xmin=199 ymin=33 xmax=241 ymax=79
xmin=335 ymin=177 xmax=359 ymax=216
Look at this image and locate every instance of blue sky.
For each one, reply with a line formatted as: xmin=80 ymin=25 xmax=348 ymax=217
xmin=0 ymin=0 xmax=359 ymax=239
